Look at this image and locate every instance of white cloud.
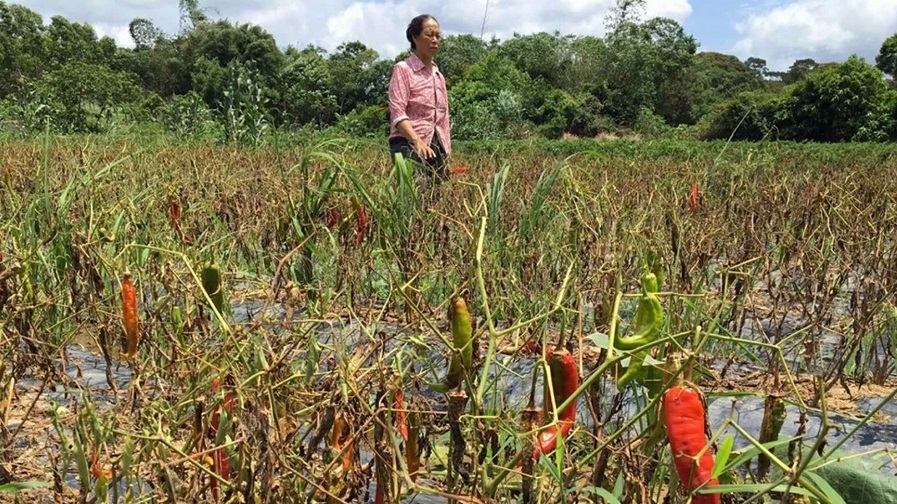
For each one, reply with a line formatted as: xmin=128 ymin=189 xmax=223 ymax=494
xmin=733 ymin=0 xmax=897 ymax=70
xmin=14 ymin=0 xmax=694 ymax=59
xmin=93 ymin=22 xmax=136 ymax=48
xmin=646 ymin=0 xmax=692 ymax=20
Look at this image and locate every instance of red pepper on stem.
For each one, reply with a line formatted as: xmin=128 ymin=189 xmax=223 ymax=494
xmin=663 ymin=383 xmax=720 ymax=504
xmin=689 ymin=181 xmax=699 ymax=213
xmin=121 ymin=274 xmax=139 ymax=360
xmin=533 ymin=345 xmax=579 ymax=459
xmin=209 ymin=377 xmax=235 ymax=501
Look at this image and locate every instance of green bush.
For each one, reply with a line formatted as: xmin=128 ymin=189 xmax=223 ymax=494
xmin=162 ymin=91 xmax=216 ymax=138
xmin=780 ymin=55 xmax=888 ymax=142
xmin=333 ymin=104 xmax=388 ymax=138
xmin=633 ymin=107 xmax=672 ymax=138
xmin=450 ymin=100 xmax=502 ymax=141
xmin=569 ymin=92 xmax=615 ymax=138
xmin=522 ymin=83 xmax=578 ymax=139
xmin=853 ymin=89 xmax=897 ymax=141
xmin=698 ymin=91 xmax=783 ymax=140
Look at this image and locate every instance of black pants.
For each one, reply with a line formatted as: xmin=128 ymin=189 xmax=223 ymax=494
xmin=388 ymin=134 xmax=448 ymax=181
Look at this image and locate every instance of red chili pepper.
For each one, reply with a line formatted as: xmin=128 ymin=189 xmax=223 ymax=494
xmin=168 ymin=198 xmax=181 ymax=228
xmin=324 ymin=207 xmax=340 ymax=230
xmin=521 ymin=338 xmax=541 ymax=355
xmin=394 ymin=387 xmax=408 ymax=441
xmin=211 ymin=450 xmax=229 ymax=500
xmin=121 ymin=274 xmax=139 ymax=360
xmin=689 ymin=181 xmax=699 ymax=213
xmin=375 ymin=483 xmax=384 ymax=504
xmin=663 ymin=385 xmax=720 ymax=504
xmin=210 ymin=378 xmax=221 ymax=433
xmin=89 ymin=450 xmax=112 ymax=479
xmin=167 ymin=197 xmax=194 ymax=244
xmin=355 ymin=204 xmax=367 ymax=246
xmin=209 ymin=377 xmax=235 ymax=501
xmin=533 ymin=346 xmax=578 ymax=459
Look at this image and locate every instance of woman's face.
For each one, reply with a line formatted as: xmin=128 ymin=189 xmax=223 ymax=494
xmin=414 ymin=18 xmax=442 ymax=59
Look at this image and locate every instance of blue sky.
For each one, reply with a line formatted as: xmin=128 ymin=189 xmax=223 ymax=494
xmin=14 ymin=0 xmax=897 ymax=71
xmin=683 ymin=0 xmax=742 ymax=53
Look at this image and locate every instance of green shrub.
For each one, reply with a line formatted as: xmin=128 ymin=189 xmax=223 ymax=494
xmin=333 ymin=104 xmax=389 ymax=138
xmin=698 ymin=91 xmax=783 ymax=140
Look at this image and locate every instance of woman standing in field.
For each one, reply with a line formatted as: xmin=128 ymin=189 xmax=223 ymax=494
xmin=387 ymin=14 xmax=452 ymax=189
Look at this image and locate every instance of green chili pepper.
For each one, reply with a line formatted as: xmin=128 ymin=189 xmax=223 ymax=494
xmin=617 ymin=350 xmax=646 ymax=390
xmin=428 ymin=297 xmax=474 ymax=393
xmin=615 ymin=272 xmax=663 ymax=391
xmin=201 ymin=263 xmax=225 ymax=315
xmin=615 ymin=272 xmax=662 ymax=350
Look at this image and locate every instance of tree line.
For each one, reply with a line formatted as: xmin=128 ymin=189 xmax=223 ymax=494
xmin=1 ymin=0 xmax=895 ymax=144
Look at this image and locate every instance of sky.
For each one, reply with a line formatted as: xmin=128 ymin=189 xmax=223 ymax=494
xmin=13 ymin=0 xmax=897 ymax=72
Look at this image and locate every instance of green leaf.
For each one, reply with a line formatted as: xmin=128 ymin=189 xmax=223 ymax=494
xmin=723 ymin=435 xmax=799 ymax=473
xmin=811 ymin=456 xmax=897 ymax=504
xmin=705 ymin=482 xmax=818 ymax=497
xmin=586 ymin=331 xmax=610 ymax=348
xmin=0 ymin=481 xmax=52 ymax=493
xmin=804 ymin=471 xmax=848 ymax=504
xmin=712 ymin=434 xmax=735 ymax=479
xmin=539 ymin=453 xmax=562 ymax=481
xmin=576 ymin=486 xmax=624 ymax=504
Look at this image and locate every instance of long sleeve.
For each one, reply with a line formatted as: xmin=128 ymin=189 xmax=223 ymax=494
xmin=388 ymin=63 xmax=411 ymax=128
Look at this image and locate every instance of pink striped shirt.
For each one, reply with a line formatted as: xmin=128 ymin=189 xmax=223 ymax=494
xmin=388 ymin=53 xmax=451 ymax=155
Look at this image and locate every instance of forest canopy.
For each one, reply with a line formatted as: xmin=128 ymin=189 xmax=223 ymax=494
xmin=0 ymin=0 xmax=894 ymax=143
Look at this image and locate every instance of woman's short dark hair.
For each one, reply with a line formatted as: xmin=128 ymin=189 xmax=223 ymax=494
xmin=406 ymin=14 xmax=437 ymax=50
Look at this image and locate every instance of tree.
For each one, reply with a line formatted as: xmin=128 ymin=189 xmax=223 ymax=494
xmin=37 ymin=61 xmax=140 ymax=132
xmin=605 ymin=0 xmax=646 ymax=31
xmin=0 ymin=2 xmax=46 ymax=97
xmin=448 ymin=52 xmax=530 ymax=140
xmin=327 ymin=41 xmax=384 ymax=114
xmin=44 ymin=16 xmax=114 ymax=69
xmin=876 ymin=34 xmax=897 ymax=76
xmin=436 ymin=34 xmax=489 ymax=86
xmin=114 ymin=36 xmax=191 ymax=99
xmin=782 ymin=58 xmax=817 ymax=84
xmin=497 ymin=31 xmax=573 ymax=89
xmin=782 ymin=55 xmax=887 ymax=141
xmin=744 ymin=57 xmax=768 ymax=77
xmin=129 ymin=18 xmax=165 ymax=50
xmin=520 ymin=80 xmax=578 ymax=138
xmin=179 ymin=0 xmax=208 ymax=32
xmin=185 ymin=21 xmax=283 ymax=77
xmin=700 ymin=91 xmax=782 ymax=140
xmin=603 ymin=17 xmax=698 ymax=125
xmin=691 ymin=52 xmax=765 ymax=118
xmin=179 ymin=20 xmax=284 ymax=109
xmin=567 ymin=36 xmax=610 ymax=92
xmin=279 ymin=45 xmax=337 ymax=126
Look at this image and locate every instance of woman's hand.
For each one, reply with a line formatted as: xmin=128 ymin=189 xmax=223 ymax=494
xmin=412 ymin=138 xmax=436 ymax=159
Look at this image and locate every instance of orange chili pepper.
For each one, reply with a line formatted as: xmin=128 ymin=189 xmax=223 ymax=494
xmin=394 ymin=388 xmax=408 ymax=441
xmin=689 ymin=181 xmax=699 ymax=213
xmin=121 ymin=274 xmax=139 ymax=359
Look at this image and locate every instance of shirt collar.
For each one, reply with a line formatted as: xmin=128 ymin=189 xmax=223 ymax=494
xmin=408 ymin=52 xmax=440 ymax=75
